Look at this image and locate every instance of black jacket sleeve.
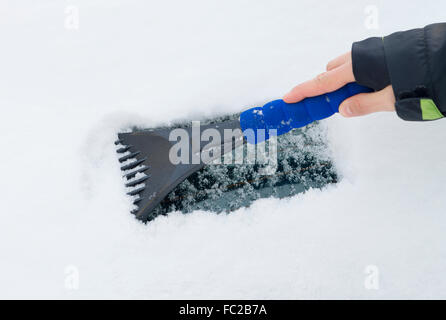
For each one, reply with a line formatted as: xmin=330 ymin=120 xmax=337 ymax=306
xmin=352 ymin=23 xmax=446 ymax=121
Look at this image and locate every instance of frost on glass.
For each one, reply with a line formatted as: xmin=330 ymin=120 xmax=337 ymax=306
xmin=149 ymin=114 xmax=336 ymax=218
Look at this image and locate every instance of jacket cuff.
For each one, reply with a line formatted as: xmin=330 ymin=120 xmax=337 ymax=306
xmin=383 ymin=27 xmax=429 ymax=107
xmin=383 ymin=25 xmax=446 ymax=121
xmin=395 ymin=98 xmax=444 ymax=121
xmin=352 ymin=37 xmax=391 ymax=91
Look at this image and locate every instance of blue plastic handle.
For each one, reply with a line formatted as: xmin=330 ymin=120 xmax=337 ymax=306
xmin=239 ymin=82 xmax=372 ymax=144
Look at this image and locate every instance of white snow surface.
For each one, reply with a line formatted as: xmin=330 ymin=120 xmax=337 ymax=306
xmin=1 ymin=0 xmax=446 ymax=299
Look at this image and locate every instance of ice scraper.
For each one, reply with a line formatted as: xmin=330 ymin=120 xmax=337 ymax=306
xmin=116 ymin=82 xmax=371 ymax=221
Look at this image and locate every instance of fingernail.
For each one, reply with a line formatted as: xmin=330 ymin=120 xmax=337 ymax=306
xmin=340 ymin=102 xmax=353 ymax=117
xmin=283 ymin=92 xmax=292 ymax=102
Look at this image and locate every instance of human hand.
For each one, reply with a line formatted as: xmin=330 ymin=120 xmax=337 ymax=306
xmin=283 ymin=52 xmax=395 ymax=117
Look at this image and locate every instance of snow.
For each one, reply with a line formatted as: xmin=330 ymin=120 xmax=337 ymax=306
xmin=1 ymin=0 xmax=446 ymax=299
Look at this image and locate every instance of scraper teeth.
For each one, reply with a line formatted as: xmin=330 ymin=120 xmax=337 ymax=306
xmin=133 ymin=197 xmax=142 ymax=204
xmin=123 ymin=165 xmax=150 ymax=179
xmin=117 ymin=145 xmax=132 ymax=153
xmin=120 ymin=157 xmax=147 ymax=171
xmin=127 ymin=186 xmax=145 ymax=196
xmin=125 ymin=175 xmax=149 ymax=187
xmin=114 ymin=139 xmax=123 ymax=145
xmin=119 ymin=151 xmax=141 ymax=163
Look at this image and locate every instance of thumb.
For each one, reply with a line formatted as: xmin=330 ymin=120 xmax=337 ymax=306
xmin=339 ymin=85 xmax=395 ymax=117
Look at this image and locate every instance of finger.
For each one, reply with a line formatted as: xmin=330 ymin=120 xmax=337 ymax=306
xmin=339 ymin=86 xmax=396 ymax=117
xmin=326 ymin=52 xmax=351 ymax=71
xmin=283 ymin=62 xmax=355 ymax=103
